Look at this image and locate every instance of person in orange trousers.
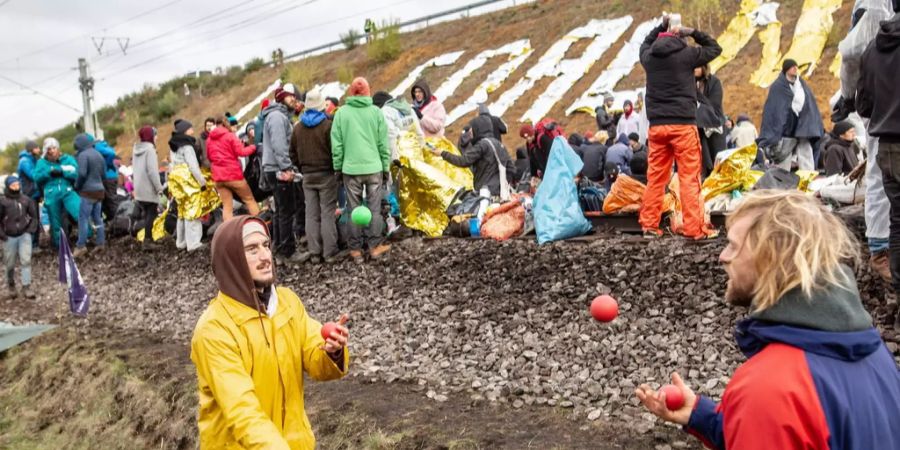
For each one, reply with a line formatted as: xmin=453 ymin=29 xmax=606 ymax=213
xmin=637 ymin=15 xmax=721 ymax=239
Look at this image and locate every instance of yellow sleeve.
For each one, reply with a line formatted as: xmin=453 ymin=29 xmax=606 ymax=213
xmin=192 ymin=322 xmax=291 ymax=450
xmin=290 ymin=292 xmax=350 ymax=381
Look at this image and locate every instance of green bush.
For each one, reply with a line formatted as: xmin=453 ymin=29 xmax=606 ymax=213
xmin=153 ymin=90 xmax=182 ymax=122
xmin=280 ymin=61 xmax=320 ymax=91
xmin=367 ymin=21 xmax=402 ymax=64
xmin=337 ymin=65 xmax=354 ymax=85
xmin=340 ymin=29 xmax=361 ymax=50
xmin=244 ymin=57 xmax=266 ymax=73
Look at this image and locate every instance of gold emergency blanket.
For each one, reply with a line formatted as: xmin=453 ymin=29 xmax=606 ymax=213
xmin=701 ymin=143 xmax=761 ymax=201
xmin=749 ymin=21 xmax=785 ymax=86
xmin=393 ymin=133 xmax=474 ymax=237
xmin=796 ymin=170 xmax=820 ymax=192
xmin=710 ymin=0 xmax=761 ymax=73
xmin=754 ymin=0 xmax=843 ymax=87
xmin=136 ymin=204 xmax=169 ymax=242
xmin=168 ymin=164 xmax=221 ymax=221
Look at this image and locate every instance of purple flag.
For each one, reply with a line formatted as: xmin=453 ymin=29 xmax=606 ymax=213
xmin=58 ymin=231 xmax=89 ymax=316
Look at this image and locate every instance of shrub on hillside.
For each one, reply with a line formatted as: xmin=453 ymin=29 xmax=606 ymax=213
xmin=367 ymin=21 xmax=402 ymax=64
xmin=280 ymin=61 xmax=320 ymax=91
xmin=337 ymin=65 xmax=354 ymax=85
xmin=153 ymin=90 xmax=182 ymax=122
xmin=244 ymin=57 xmax=266 ymax=73
xmin=341 ymin=29 xmax=361 ymax=50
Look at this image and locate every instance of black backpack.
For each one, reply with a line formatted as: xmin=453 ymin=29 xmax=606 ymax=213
xmin=244 ymin=148 xmax=271 ymax=201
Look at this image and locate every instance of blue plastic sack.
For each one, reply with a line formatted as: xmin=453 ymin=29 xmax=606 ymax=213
xmin=534 ymin=137 xmax=592 ymax=244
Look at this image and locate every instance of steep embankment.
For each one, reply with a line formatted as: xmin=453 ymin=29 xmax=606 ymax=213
xmin=117 ymin=0 xmax=848 ymax=159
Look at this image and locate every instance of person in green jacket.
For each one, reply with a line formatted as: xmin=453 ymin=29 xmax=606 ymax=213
xmin=331 ymin=77 xmax=391 ymax=264
xmin=33 ymin=138 xmax=81 ymax=249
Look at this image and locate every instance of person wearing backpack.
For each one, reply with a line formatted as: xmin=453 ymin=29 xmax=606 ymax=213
xmin=525 ymin=119 xmax=565 ymax=180
xmin=431 ymin=115 xmax=516 ymax=197
xmin=638 ymin=14 xmax=722 ymax=240
xmin=207 ymin=115 xmax=260 ymax=221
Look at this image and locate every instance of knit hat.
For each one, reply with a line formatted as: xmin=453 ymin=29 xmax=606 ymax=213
xmin=628 ymin=133 xmax=641 ymax=143
xmin=372 ymin=91 xmax=393 ymax=108
xmin=584 ymin=130 xmax=595 ymax=140
xmin=242 ymin=220 xmax=268 ymax=240
xmin=73 ymin=133 xmax=93 ymax=152
xmin=782 ymin=59 xmax=799 ymax=74
xmin=274 ymin=83 xmax=297 ymax=102
xmin=174 ymin=119 xmax=192 ymax=134
xmin=832 ymin=120 xmax=854 ymax=138
xmin=304 ymin=88 xmax=326 ymax=111
xmin=225 ymin=112 xmax=238 ymax=126
xmin=138 ymin=125 xmax=155 ymax=143
xmin=623 ymin=100 xmax=633 ymax=108
xmin=348 ymin=77 xmax=371 ymax=97
xmin=42 ymin=137 xmax=60 ymax=156
xmin=25 ymin=140 xmax=38 ymax=151
xmin=736 ymin=114 xmax=751 ymax=124
xmin=5 ymin=175 xmax=19 ymax=188
xmin=519 ymin=124 xmax=534 ymax=138
xmin=604 ymin=94 xmax=614 ymax=103
xmin=261 ymin=98 xmax=270 ymax=109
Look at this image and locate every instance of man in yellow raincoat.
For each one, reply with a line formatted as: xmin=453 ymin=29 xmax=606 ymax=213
xmin=190 ymin=216 xmax=350 ymax=449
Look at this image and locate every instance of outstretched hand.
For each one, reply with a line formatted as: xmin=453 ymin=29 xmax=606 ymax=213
xmin=322 ymin=313 xmax=350 ymax=356
xmin=634 ymin=372 xmax=697 ymax=426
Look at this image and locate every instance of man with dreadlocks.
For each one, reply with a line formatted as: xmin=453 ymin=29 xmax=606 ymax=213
xmin=190 ymin=216 xmax=350 ymax=449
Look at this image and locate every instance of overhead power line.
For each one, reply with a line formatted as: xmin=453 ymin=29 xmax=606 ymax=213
xmin=0 ymin=73 xmax=81 ymax=112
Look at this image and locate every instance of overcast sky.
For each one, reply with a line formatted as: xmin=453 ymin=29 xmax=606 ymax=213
xmin=0 ymin=0 xmax=527 ymax=147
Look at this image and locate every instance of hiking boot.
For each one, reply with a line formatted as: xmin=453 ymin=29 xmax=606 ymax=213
xmin=324 ymin=251 xmax=346 ymax=264
xmin=349 ymin=250 xmax=365 ymax=264
xmin=870 ymin=251 xmax=892 ymax=284
xmin=369 ymin=244 xmax=392 ymax=260
xmin=72 ymin=247 xmax=88 ymax=258
xmin=692 ymin=228 xmax=720 ymax=241
xmin=5 ymin=284 xmax=16 ymax=300
xmin=642 ymin=229 xmax=663 ymax=239
xmin=289 ymin=251 xmax=311 ymax=263
xmin=23 ymin=285 xmax=35 ymax=299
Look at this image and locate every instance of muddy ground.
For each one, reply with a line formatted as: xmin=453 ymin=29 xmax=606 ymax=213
xmin=0 ymin=230 xmax=896 ymax=449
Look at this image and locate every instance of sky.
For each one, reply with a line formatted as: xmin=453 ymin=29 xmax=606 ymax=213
xmin=0 ymin=0 xmax=528 ymax=147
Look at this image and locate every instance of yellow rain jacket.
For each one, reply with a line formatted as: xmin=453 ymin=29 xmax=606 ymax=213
xmin=190 ymin=288 xmax=349 ymax=449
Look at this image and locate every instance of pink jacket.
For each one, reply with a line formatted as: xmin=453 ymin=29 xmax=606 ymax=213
xmin=419 ymin=99 xmax=447 ymax=138
xmin=206 ymin=126 xmax=256 ymax=182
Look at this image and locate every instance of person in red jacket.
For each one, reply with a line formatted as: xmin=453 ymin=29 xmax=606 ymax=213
xmin=635 ymin=190 xmax=900 ymax=450
xmin=206 ymin=116 xmax=260 ymax=221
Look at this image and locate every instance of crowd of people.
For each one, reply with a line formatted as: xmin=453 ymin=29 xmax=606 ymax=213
xmin=3 ymin=5 xmax=900 ymax=449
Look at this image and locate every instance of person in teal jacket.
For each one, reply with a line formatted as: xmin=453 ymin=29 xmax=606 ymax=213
xmin=33 ymin=137 xmax=80 ymax=249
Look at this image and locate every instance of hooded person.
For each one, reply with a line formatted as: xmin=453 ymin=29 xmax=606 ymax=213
xmin=34 ymin=137 xmax=80 ymax=249
xmin=0 ymin=175 xmax=38 ymax=299
xmin=131 ymin=126 xmax=165 ymax=246
xmin=758 ymin=59 xmax=825 ymax=171
xmin=579 ymin=131 xmax=608 ymax=183
xmin=17 ymin=140 xmax=41 ymax=201
xmin=331 ymin=77 xmax=391 ymax=263
xmin=822 ymin=120 xmax=860 ymax=176
xmin=190 ymin=216 xmax=350 ymax=450
xmin=168 ymin=119 xmax=210 ymax=252
xmin=858 ymin=4 xmax=900 ymax=299
xmin=262 ymin=82 xmax=306 ymax=263
xmin=373 ymin=90 xmax=426 ymax=163
xmin=290 ymin=88 xmax=340 ymax=264
xmin=432 ymin=115 xmax=516 ymax=197
xmin=478 ymin=104 xmax=508 ymax=143
xmin=616 ymin=100 xmax=641 ymax=141
xmin=635 ymin=190 xmax=900 ymax=448
xmin=694 ymin=64 xmax=727 ymax=176
xmin=605 ymin=133 xmax=634 ymax=177
xmin=91 ymin=135 xmax=121 ymax=222
xmin=513 ymin=147 xmax=530 ymax=182
xmin=207 ymin=115 xmax=260 ymax=222
xmin=638 ymin=15 xmax=722 ymax=240
xmin=629 ymin=133 xmax=649 ymax=184
xmin=71 ymin=133 xmax=107 ymax=256
xmin=410 ymin=79 xmax=447 ymax=138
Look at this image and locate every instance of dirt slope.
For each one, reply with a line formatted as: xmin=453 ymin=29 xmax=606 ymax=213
xmin=116 ymin=0 xmax=848 ymax=158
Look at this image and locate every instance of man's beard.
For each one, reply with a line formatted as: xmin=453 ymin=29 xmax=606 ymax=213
xmin=725 ymin=279 xmax=753 ymax=307
xmin=253 ymin=262 xmax=274 ymax=289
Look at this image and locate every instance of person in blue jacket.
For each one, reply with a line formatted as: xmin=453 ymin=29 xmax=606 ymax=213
xmin=635 ymin=190 xmax=900 ymax=450
xmin=33 ymin=137 xmax=80 ymax=249
xmin=72 ymin=133 xmax=107 ymax=256
xmin=90 ymin=136 xmax=121 ymax=223
xmin=17 ymin=140 xmax=42 ymax=201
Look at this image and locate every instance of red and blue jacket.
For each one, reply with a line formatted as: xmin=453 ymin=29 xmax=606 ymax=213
xmin=686 ymin=317 xmax=900 ymax=449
